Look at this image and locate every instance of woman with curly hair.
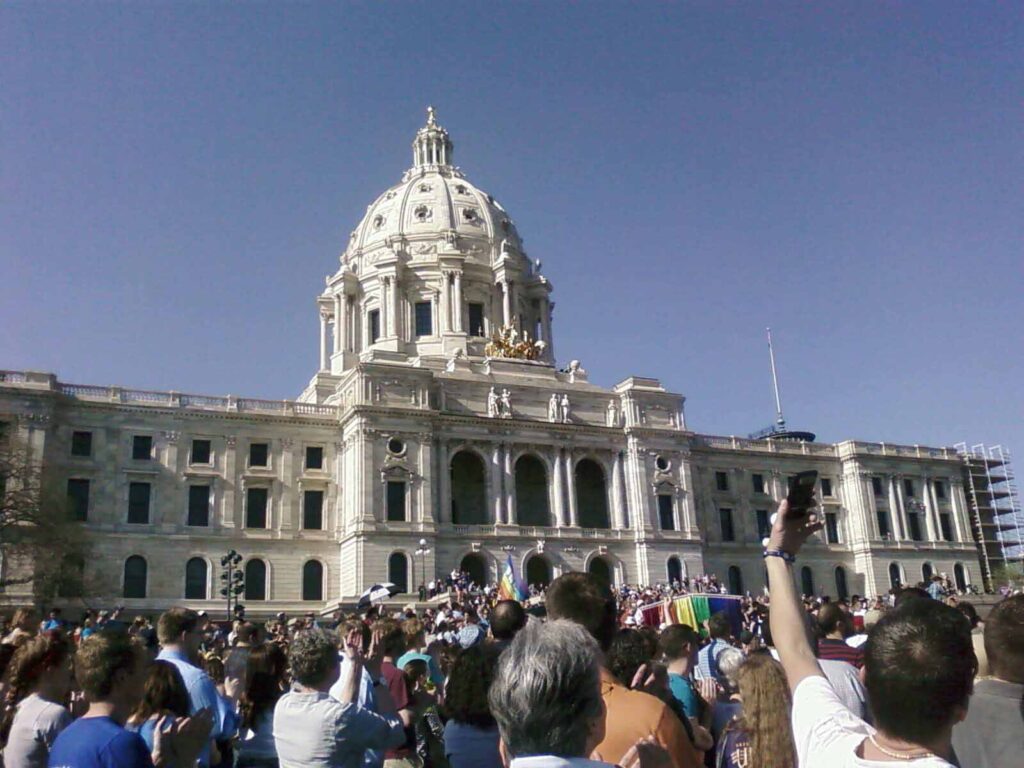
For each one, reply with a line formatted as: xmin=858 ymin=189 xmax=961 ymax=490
xmin=125 ymin=659 xmax=191 ymax=755
xmin=715 ymin=652 xmax=796 ymax=768
xmin=0 ymin=631 xmax=74 ymax=768
xmin=441 ymin=645 xmax=502 ymax=768
xmin=235 ymin=643 xmax=288 ymax=768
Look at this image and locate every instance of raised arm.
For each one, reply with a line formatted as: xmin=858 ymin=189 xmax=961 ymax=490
xmin=766 ymin=498 xmax=826 ymax=691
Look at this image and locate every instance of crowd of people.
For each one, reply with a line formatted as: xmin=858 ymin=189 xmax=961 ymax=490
xmin=0 ymin=500 xmax=1020 ymax=767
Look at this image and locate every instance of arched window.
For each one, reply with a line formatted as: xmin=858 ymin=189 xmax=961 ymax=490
xmin=123 ymin=556 xmax=147 ymax=599
xmin=515 ymin=455 xmax=550 ymax=526
xmin=800 ymin=566 xmax=814 ymax=597
xmin=588 ymin=557 xmax=612 ymax=588
xmin=451 ymin=451 xmax=488 ymax=525
xmin=388 ymin=553 xmax=408 ymax=594
xmin=526 ymin=555 xmax=553 ymax=588
xmin=954 ymin=563 xmax=968 ymax=592
xmin=727 ymin=565 xmax=743 ymax=595
xmin=459 ymin=554 xmax=486 ymax=587
xmin=889 ymin=562 xmax=903 ymax=589
xmin=302 ymin=560 xmax=324 ymax=601
xmin=244 ymin=559 xmax=267 ymax=601
xmin=185 ymin=558 xmax=207 ymax=600
xmin=835 ymin=566 xmax=848 ymax=601
xmin=922 ymin=562 xmax=933 ymax=583
xmin=667 ymin=556 xmax=683 ymax=585
xmin=575 ymin=459 xmax=610 ymax=529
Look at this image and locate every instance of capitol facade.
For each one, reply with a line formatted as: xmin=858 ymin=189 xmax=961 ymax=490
xmin=0 ymin=110 xmax=983 ymax=614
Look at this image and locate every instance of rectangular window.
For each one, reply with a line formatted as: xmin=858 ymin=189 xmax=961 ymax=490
xmin=821 ymin=478 xmax=833 ymax=497
xmin=191 ymin=439 xmax=211 ymax=465
xmin=67 ymin=479 xmax=90 ymax=521
xmin=386 ymin=481 xmax=407 ymax=522
xmin=303 ymin=490 xmax=324 ymax=530
xmin=755 ymin=509 xmax=770 ymax=540
xmin=368 ymin=309 xmax=381 ymax=344
xmin=752 ymin=473 xmax=765 ymax=494
xmin=715 ymin=471 xmax=729 ymax=492
xmin=468 ymin=303 xmax=485 ymax=337
xmin=877 ymin=510 xmax=891 ymax=539
xmin=908 ymin=512 xmax=923 ymax=542
xmin=246 ymin=487 xmax=268 ymax=528
xmin=414 ymin=301 xmax=433 ymax=338
xmin=934 ymin=481 xmax=946 ymax=500
xmin=71 ymin=431 xmax=92 ymax=457
xmin=825 ymin=511 xmax=840 ymax=544
xmin=127 ymin=482 xmax=151 ymax=524
xmin=940 ymin=513 xmax=954 ymax=542
xmin=903 ymin=478 xmax=915 ymax=498
xmin=305 ymin=446 xmax=324 ymax=470
xmin=872 ymin=476 xmax=883 ymax=497
xmin=132 ymin=435 xmax=152 ymax=461
xmin=249 ymin=442 xmax=269 ymax=467
xmin=719 ymin=508 xmax=735 ymax=542
xmin=657 ymin=494 xmax=675 ymax=531
xmin=187 ymin=485 xmax=210 ymax=527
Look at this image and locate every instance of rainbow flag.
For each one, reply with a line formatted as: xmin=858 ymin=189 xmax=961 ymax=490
xmin=498 ymin=555 xmax=527 ymax=601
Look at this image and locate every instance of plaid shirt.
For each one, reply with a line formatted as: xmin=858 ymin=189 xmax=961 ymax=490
xmin=696 ymin=638 xmax=730 ymax=681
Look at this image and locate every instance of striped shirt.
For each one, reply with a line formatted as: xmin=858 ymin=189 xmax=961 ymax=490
xmin=817 ymin=638 xmax=864 ymax=669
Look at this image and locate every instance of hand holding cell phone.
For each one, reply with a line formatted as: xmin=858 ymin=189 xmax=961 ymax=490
xmin=785 ymin=470 xmax=818 ymax=517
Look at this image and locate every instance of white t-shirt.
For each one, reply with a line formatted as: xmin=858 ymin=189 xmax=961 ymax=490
xmin=791 ymin=675 xmax=954 ymax=768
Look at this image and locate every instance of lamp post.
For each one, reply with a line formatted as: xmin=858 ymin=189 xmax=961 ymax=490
xmin=219 ymin=550 xmax=244 ymax=620
xmin=414 ymin=538 xmax=430 ymax=599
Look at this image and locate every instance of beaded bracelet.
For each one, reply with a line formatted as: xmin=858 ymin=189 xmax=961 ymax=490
xmin=762 ymin=549 xmax=796 ymax=564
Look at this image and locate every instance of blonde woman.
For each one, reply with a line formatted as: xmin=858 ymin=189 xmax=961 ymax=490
xmin=715 ymin=653 xmax=796 ymax=768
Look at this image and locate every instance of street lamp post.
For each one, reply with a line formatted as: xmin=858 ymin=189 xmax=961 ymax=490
xmin=219 ymin=550 xmax=244 ymax=620
xmin=414 ymin=538 xmax=430 ymax=599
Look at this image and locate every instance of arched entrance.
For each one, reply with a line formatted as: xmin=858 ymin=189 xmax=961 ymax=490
xmin=460 ymin=553 xmax=487 ymax=588
xmin=575 ymin=459 xmax=609 ymax=529
xmin=588 ymin=557 xmax=612 ymax=588
xmin=525 ymin=555 xmax=552 ymax=588
xmin=835 ymin=566 xmax=848 ymax=601
xmin=515 ymin=454 xmax=550 ymax=526
xmin=388 ymin=553 xmax=409 ymax=594
xmin=451 ymin=451 xmax=488 ymax=524
xmin=667 ymin=556 xmax=683 ymax=585
xmin=954 ymin=563 xmax=968 ymax=591
xmin=922 ymin=562 xmax=933 ymax=584
xmin=727 ymin=565 xmax=743 ymax=595
xmin=800 ymin=566 xmax=814 ymax=597
xmin=889 ymin=562 xmax=903 ymax=589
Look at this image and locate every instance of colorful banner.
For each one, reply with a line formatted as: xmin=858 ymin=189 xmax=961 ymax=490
xmin=638 ymin=593 xmax=743 ymax=637
xmin=498 ymin=555 xmax=528 ymax=601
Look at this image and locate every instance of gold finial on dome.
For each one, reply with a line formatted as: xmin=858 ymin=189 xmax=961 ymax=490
xmin=426 ymin=105 xmax=437 ymax=127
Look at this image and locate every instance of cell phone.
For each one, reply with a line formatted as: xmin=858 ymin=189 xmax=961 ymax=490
xmin=786 ymin=470 xmax=818 ymax=517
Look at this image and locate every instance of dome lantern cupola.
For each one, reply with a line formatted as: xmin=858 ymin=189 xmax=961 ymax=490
xmin=412 ymin=106 xmax=454 ymax=170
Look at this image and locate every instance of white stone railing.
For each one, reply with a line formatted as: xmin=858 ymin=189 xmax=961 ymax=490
xmin=693 ymin=434 xmax=955 ymax=460
xmin=0 ymin=371 xmax=28 ymax=383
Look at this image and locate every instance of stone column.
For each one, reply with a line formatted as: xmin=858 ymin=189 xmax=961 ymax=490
xmin=490 ymin=444 xmax=505 ymax=525
xmin=380 ymin=278 xmax=390 ymax=338
xmin=552 ymin=449 xmax=566 ymax=527
xmin=334 ymin=295 xmax=344 ymax=354
xmin=453 ymin=272 xmax=464 ymax=332
xmin=441 ymin=272 xmax=452 ymax=332
xmin=894 ymin=476 xmax=912 ymax=540
xmin=949 ymin=479 xmax=969 ymax=542
xmin=501 ymin=280 xmax=512 ymax=327
xmin=612 ymin=451 xmax=627 ymax=529
xmin=565 ymin=450 xmax=579 ymax=527
xmin=921 ymin=477 xmax=938 ymax=541
xmin=504 ymin=445 xmax=516 ymax=525
xmin=319 ymin=311 xmax=330 ymax=370
xmin=222 ymin=438 xmax=237 ymax=528
xmin=889 ymin=475 xmax=906 ymax=540
xmin=437 ymin=439 xmax=451 ymax=524
xmin=392 ymin=275 xmax=402 ymax=340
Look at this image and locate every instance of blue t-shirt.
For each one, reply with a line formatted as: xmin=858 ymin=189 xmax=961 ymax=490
xmin=48 ymin=716 xmax=153 ymax=768
xmin=442 ymin=720 xmax=502 ymax=768
xmin=668 ymin=672 xmax=700 ymax=718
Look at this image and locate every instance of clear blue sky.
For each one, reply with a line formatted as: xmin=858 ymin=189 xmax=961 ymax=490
xmin=2 ymin=2 xmax=1021 ymax=454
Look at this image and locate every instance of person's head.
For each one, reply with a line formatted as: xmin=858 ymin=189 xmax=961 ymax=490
xmin=202 ymin=654 xmax=225 ymax=685
xmin=490 ymin=600 xmax=527 ymax=641
xmin=240 ymin=642 xmax=289 ymax=729
xmin=606 ymin=629 xmax=658 ymax=688
xmin=489 ymin=619 xmax=605 ymax=760
xmin=707 ymin=611 xmax=732 ymax=641
xmin=545 ymin=572 xmax=618 ymax=652
xmin=863 ymin=599 xmax=975 ymax=745
xmin=75 ymin=630 xmax=149 ymax=712
xmin=734 ymin=653 xmax=796 ymax=768
xmin=11 ymin=609 xmax=35 ymax=632
xmin=402 ymin=658 xmax=430 ymax=693
xmin=157 ymin=607 xmax=202 ymax=658
xmin=337 ymin=617 xmax=370 ymax=652
xmin=48 ymin=608 xmax=61 ymax=619
xmin=894 ymin=586 xmax=931 ymax=609
xmin=717 ymin=646 xmax=745 ymax=693
xmin=235 ymin=621 xmax=258 ymax=646
xmin=817 ymin=602 xmax=851 ymax=639
xmin=288 ymin=629 xmax=339 ymax=690
xmin=371 ymin=618 xmax=406 ymax=659
xmin=131 ymin=659 xmax=190 ymax=722
xmin=444 ymin=645 xmax=502 ymax=727
xmin=0 ymin=631 xmax=74 ymax=743
xmin=401 ymin=617 xmax=425 ymax=650
xmin=983 ymin=594 xmax=1024 ymax=683
xmin=658 ymin=624 xmax=700 ymax=667
xmin=955 ymin=601 xmax=980 ymax=630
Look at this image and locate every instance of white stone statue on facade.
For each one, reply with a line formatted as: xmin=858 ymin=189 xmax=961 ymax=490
xmin=499 ymin=389 xmax=512 ymax=419
xmin=606 ymin=399 xmax=620 ymax=427
xmin=560 ymin=394 xmax=571 ymax=424
xmin=548 ymin=393 xmax=560 ymax=423
xmin=487 ymin=387 xmax=499 ymax=418
xmin=568 ymin=359 xmax=586 ymax=383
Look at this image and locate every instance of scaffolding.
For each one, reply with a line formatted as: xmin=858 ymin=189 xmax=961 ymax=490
xmin=956 ymin=443 xmax=1024 ymax=590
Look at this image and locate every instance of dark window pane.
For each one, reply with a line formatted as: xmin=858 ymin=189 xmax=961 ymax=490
xmin=191 ymin=439 xmax=211 ymax=464
xmin=801 ymin=567 xmax=814 ymax=597
xmin=756 ymin=509 xmax=770 ymax=540
xmin=132 ymin=435 xmax=152 ymax=461
xmin=715 ymin=472 xmax=729 ymax=492
xmin=127 ymin=482 xmax=150 ymax=524
xmin=872 ymin=477 xmax=883 ymax=497
xmin=877 ymin=510 xmax=891 ymax=539
xmin=657 ymin=494 xmax=674 ymax=531
xmin=67 ymin=478 xmax=90 ymax=521
xmin=825 ymin=512 xmax=840 ymax=544
xmin=387 ymin=482 xmax=406 ymax=522
xmin=123 ymin=556 xmax=147 ymax=598
xmin=249 ymin=443 xmax=268 ymax=467
xmin=368 ymin=310 xmax=381 ymax=344
xmin=415 ymin=301 xmax=433 ymax=338
xmin=908 ymin=512 xmax=923 ymax=541
xmin=303 ymin=490 xmax=324 ymax=530
xmin=468 ymin=303 xmax=485 ymax=337
xmin=752 ymin=473 xmax=765 ymax=494
xmin=821 ymin=478 xmax=833 ymax=497
xmin=188 ymin=485 xmax=210 ymax=527
xmin=244 ymin=559 xmax=266 ymax=600
xmin=246 ymin=487 xmax=268 ymax=528
xmin=940 ymin=513 xmax=954 ymax=542
xmin=719 ymin=508 xmax=734 ymax=541
xmin=903 ymin=478 xmax=915 ymax=497
xmin=71 ymin=431 xmax=92 ymax=457
xmin=302 ymin=561 xmax=323 ymax=601
xmin=305 ymin=446 xmax=324 ymax=470
xmin=934 ymin=481 xmax=946 ymax=500
xmin=185 ymin=558 xmax=207 ymax=599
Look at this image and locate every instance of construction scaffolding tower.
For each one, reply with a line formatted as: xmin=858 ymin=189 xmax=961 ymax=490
xmin=956 ymin=443 xmax=1024 ymax=591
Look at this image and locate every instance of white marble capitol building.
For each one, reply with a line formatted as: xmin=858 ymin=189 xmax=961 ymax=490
xmin=1 ymin=109 xmax=987 ymax=614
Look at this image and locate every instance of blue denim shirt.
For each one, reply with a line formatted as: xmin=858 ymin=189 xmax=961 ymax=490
xmin=156 ymin=647 xmax=235 ymax=766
